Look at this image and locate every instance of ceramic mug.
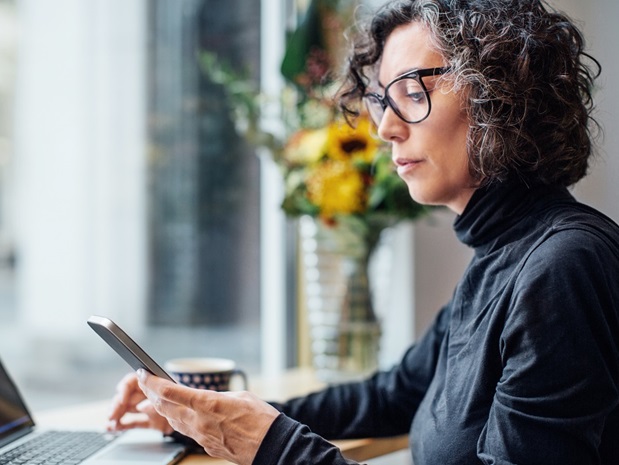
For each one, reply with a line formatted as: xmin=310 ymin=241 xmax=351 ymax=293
xmin=164 ymin=357 xmax=248 ymax=391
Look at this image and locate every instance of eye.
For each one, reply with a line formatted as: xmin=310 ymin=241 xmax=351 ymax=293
xmin=405 ymin=90 xmax=426 ymax=103
xmin=403 ymin=80 xmax=426 ymax=103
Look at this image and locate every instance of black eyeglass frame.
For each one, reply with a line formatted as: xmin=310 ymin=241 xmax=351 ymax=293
xmin=363 ymin=66 xmax=451 ymax=125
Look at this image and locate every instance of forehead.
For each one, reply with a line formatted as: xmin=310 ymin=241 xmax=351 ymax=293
xmin=378 ymin=21 xmax=444 ymax=84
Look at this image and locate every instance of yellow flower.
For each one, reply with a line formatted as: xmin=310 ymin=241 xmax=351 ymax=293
xmin=306 ymin=160 xmax=366 ymax=218
xmin=326 ymin=116 xmax=379 ymax=164
xmin=283 ymin=127 xmax=329 ymax=165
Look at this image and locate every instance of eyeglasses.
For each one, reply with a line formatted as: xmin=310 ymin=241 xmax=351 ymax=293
xmin=363 ymin=67 xmax=450 ymax=126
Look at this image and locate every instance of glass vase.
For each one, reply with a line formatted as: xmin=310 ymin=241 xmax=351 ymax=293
xmin=299 ymin=215 xmax=389 ymax=383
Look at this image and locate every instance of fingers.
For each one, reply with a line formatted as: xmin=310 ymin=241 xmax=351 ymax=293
xmin=136 ymin=369 xmax=214 ymax=434
xmin=108 ymin=372 xmax=147 ymax=424
xmin=117 ymin=372 xmax=139 ymax=400
xmin=107 ymin=398 xmax=173 ymax=434
xmin=135 ymin=400 xmax=175 ymax=435
xmin=135 ymin=370 xmax=280 ymax=464
xmin=108 ymin=416 xmax=152 ymax=431
xmin=108 ymin=373 xmax=135 ymax=421
xmin=106 ymin=371 xmax=175 ymax=435
xmin=137 ymin=369 xmax=199 ymax=408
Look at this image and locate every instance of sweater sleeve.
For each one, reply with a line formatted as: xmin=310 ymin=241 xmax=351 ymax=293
xmin=266 ymin=305 xmax=451 ymax=441
xmin=253 ymin=414 xmax=359 ymax=465
xmin=477 ymin=230 xmax=619 ymax=464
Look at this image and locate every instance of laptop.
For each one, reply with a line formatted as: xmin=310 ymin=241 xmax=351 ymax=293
xmin=0 ymin=357 xmax=188 ymax=465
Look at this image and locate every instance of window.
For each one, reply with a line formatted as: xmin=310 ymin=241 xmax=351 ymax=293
xmin=0 ymin=0 xmax=274 ymax=410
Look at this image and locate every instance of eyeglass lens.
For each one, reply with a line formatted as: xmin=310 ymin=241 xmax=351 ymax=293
xmin=364 ymin=77 xmax=430 ymax=126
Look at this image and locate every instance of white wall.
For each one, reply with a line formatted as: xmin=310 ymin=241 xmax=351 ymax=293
xmin=567 ymin=0 xmax=619 ymax=224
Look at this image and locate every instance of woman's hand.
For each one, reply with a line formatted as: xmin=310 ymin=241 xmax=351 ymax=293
xmin=107 ymin=372 xmax=173 ymax=434
xmin=136 ymin=369 xmax=280 ymax=465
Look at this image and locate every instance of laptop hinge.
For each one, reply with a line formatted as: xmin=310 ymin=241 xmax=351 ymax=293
xmin=0 ymin=426 xmax=35 ymax=450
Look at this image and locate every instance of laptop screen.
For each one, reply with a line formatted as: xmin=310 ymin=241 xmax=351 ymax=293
xmin=0 ymin=359 xmax=35 ymax=445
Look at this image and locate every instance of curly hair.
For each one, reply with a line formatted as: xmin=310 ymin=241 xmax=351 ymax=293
xmin=339 ymin=0 xmax=601 ymax=187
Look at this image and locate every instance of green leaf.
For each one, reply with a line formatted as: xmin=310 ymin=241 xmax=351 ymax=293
xmin=280 ymin=0 xmax=326 ymax=85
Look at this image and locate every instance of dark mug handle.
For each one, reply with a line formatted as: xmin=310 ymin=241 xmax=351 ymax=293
xmin=230 ymin=368 xmax=248 ymax=390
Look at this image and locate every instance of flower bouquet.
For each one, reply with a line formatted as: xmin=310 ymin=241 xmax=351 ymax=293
xmin=199 ymin=0 xmax=430 ymax=380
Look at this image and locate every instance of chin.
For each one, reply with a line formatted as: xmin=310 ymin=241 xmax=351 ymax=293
xmin=407 ymin=186 xmax=434 ymax=207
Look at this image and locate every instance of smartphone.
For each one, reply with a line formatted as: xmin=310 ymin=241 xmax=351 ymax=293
xmin=87 ymin=315 xmax=177 ymax=383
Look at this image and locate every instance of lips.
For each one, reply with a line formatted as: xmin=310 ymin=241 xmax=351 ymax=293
xmin=393 ymin=156 xmax=423 ymax=175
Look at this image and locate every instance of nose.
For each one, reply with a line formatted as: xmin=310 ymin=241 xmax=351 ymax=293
xmin=376 ymin=106 xmax=407 ymax=142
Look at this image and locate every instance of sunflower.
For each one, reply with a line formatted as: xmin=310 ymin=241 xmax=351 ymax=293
xmin=198 ymin=11 xmax=430 ymax=227
xmin=306 ymin=159 xmax=366 ymax=218
xmin=325 ymin=116 xmax=379 ymax=164
xmin=283 ymin=127 xmax=329 ymax=165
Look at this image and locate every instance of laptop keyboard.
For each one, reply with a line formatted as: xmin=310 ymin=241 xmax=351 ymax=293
xmin=0 ymin=430 xmax=117 ymax=465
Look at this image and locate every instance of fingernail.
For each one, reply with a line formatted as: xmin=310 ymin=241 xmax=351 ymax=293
xmin=136 ymin=368 xmax=146 ymax=381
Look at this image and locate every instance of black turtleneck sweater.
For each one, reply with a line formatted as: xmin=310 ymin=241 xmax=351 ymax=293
xmin=253 ymin=181 xmax=619 ymax=465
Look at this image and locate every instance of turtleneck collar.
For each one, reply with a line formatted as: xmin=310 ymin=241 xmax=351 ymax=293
xmin=453 ymin=179 xmax=574 ymax=250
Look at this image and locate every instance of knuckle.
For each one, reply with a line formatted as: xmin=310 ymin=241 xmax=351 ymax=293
xmin=160 ymin=384 xmax=175 ymax=399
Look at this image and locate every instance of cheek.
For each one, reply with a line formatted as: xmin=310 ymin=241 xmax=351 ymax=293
xmin=440 ymin=107 xmax=469 ymax=142
xmin=425 ymin=114 xmax=469 ymax=171
xmin=447 ymin=122 xmax=470 ymax=172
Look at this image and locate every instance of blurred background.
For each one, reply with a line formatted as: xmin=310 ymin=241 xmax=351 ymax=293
xmin=0 ymin=0 xmax=616 ymax=442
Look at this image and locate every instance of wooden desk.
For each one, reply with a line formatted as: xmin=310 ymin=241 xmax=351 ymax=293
xmin=34 ymin=368 xmax=408 ymax=464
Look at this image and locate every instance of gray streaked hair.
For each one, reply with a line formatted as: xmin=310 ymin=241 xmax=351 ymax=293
xmin=339 ymin=0 xmax=601 ymax=187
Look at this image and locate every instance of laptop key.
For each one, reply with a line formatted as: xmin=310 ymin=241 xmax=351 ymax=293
xmin=0 ymin=431 xmax=117 ymax=465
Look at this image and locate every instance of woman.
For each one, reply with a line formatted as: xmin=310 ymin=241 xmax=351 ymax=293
xmin=108 ymin=0 xmax=619 ymax=463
